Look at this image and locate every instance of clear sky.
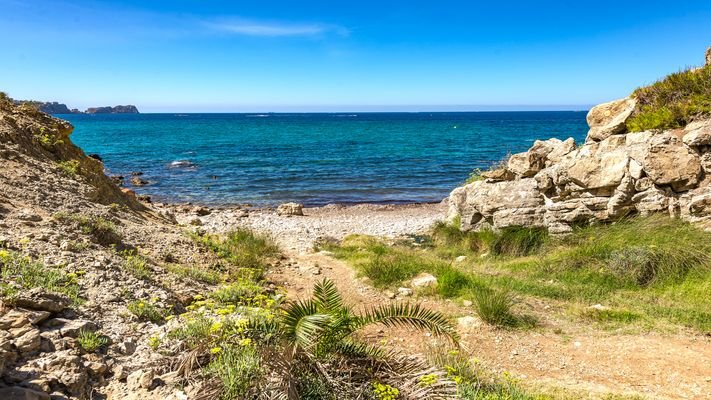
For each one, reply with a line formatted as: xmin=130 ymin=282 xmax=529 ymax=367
xmin=1 ymin=0 xmax=710 ymax=112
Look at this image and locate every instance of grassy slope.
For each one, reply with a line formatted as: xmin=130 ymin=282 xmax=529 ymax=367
xmin=627 ymin=64 xmax=711 ymax=132
xmin=322 ymin=216 xmax=711 ymax=333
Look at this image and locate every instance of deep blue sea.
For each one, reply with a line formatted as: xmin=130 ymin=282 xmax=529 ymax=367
xmin=60 ymin=112 xmax=588 ymax=206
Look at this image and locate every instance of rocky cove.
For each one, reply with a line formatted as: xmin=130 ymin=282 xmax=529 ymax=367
xmin=0 ymin=50 xmax=710 ymax=400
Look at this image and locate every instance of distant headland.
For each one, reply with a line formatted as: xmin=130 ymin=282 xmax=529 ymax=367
xmin=12 ymin=100 xmax=139 ymax=114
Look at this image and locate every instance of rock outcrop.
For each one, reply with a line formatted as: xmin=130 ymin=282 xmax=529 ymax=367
xmin=84 ymin=105 xmax=139 ymax=114
xmin=448 ymin=74 xmax=711 ymax=234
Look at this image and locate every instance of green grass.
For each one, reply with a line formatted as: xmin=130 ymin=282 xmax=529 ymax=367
xmin=57 ymin=159 xmax=80 ymax=177
xmin=77 ymin=329 xmax=109 ymax=352
xmin=53 ymin=212 xmax=122 ymax=246
xmin=324 ymin=216 xmax=711 ymax=333
xmin=166 ymin=263 xmax=222 ymax=284
xmin=627 ymin=65 xmax=711 ymax=132
xmin=0 ymin=250 xmax=80 ymax=303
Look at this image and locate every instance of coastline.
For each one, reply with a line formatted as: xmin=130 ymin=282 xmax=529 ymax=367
xmin=160 ymin=200 xmax=448 ymax=252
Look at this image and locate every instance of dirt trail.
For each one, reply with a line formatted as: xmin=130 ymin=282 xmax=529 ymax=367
xmin=271 ymin=251 xmax=711 ymax=400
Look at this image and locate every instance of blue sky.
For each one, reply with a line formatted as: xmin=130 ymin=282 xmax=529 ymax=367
xmin=1 ymin=0 xmax=710 ymax=112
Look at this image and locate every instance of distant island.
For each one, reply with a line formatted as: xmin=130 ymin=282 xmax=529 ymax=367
xmin=13 ymin=100 xmax=139 ymax=114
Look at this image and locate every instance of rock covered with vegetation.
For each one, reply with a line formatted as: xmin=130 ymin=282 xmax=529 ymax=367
xmin=448 ymin=47 xmax=711 ymax=234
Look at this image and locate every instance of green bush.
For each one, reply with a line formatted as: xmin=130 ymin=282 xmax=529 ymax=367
xmin=627 ymin=65 xmax=711 ymax=131
xmin=57 ymin=160 xmax=80 ymax=177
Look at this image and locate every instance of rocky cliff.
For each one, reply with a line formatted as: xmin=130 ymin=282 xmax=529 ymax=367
xmin=448 ymin=48 xmax=711 ymax=234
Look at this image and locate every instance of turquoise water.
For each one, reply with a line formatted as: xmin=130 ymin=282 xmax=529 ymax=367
xmin=61 ymin=112 xmax=588 ymax=206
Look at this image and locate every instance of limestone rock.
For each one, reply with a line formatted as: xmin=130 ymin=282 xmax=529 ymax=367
xmin=411 ymin=273 xmax=437 ymax=288
xmin=637 ymin=133 xmax=701 ymax=191
xmin=397 ymin=287 xmax=413 ymax=296
xmin=481 ymin=168 xmax=514 ymax=181
xmin=682 ymin=119 xmax=711 ymax=147
xmin=567 ymin=136 xmax=629 ymax=189
xmin=586 ymin=97 xmax=636 ymax=142
xmin=706 ymin=45 xmax=711 ymax=66
xmin=12 ymin=289 xmax=70 ymax=313
xmin=457 ymin=316 xmax=482 ymax=329
xmin=277 ymin=202 xmax=304 ymax=216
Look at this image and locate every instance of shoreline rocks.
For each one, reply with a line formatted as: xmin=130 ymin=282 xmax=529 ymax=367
xmin=449 ymin=104 xmax=711 ymax=234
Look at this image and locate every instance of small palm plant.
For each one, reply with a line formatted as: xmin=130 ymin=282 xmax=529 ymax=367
xmin=269 ymin=279 xmax=460 ymax=398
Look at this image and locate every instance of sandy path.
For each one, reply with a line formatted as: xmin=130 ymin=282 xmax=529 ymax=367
xmin=273 ymin=252 xmax=711 ymax=400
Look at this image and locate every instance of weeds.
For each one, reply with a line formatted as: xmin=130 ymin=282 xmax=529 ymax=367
xmin=166 ymin=263 xmax=222 ymax=284
xmin=0 ymin=250 xmax=80 ymax=303
xmin=190 ymin=228 xmax=279 ymax=278
xmin=77 ymin=330 xmax=109 ymax=352
xmin=53 ymin=212 xmax=122 ymax=246
xmin=121 ymin=251 xmax=152 ymax=280
xmin=57 ymin=160 xmax=80 ymax=177
xmin=206 ymin=345 xmax=263 ymax=400
xmin=128 ymin=299 xmax=167 ymax=323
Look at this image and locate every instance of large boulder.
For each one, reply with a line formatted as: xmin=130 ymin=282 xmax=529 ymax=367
xmin=682 ymin=120 xmax=711 ymax=147
xmin=507 ymin=138 xmax=576 ymax=177
xmin=452 ymin=178 xmax=545 ymax=231
xmin=633 ymin=133 xmax=701 ymax=191
xmin=585 ymin=97 xmax=636 ymax=142
xmin=567 ymin=136 xmax=629 ymax=190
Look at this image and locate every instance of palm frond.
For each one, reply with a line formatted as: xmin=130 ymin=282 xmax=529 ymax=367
xmin=282 ymin=299 xmax=332 ymax=350
xmin=330 ymin=339 xmax=390 ymax=359
xmin=312 ymin=278 xmax=344 ymax=312
xmin=355 ymin=303 xmax=460 ymax=344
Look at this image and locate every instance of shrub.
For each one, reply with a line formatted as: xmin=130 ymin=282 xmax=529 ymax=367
xmin=472 ymin=288 xmax=517 ymax=327
xmin=128 ymin=299 xmax=167 ymax=323
xmin=77 ymin=330 xmax=108 ymax=352
xmin=57 ymin=160 xmax=80 ymax=177
xmin=627 ymin=65 xmax=711 ymax=131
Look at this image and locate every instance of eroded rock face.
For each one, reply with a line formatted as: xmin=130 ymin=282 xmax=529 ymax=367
xmin=586 ymin=97 xmax=637 ymax=142
xmin=448 ymin=117 xmax=711 ymax=234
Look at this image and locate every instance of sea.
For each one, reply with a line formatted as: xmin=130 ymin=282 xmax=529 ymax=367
xmin=60 ymin=112 xmax=589 ymax=206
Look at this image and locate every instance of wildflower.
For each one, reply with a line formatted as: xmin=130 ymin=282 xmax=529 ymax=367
xmin=210 ymin=347 xmax=222 ymax=355
xmin=239 ymin=338 xmax=252 ymax=346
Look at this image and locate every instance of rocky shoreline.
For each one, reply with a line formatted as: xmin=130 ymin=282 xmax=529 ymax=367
xmin=160 ymin=201 xmax=447 ymax=253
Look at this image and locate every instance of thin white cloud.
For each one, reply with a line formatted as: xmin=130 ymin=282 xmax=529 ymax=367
xmin=206 ymin=18 xmax=348 ymax=38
